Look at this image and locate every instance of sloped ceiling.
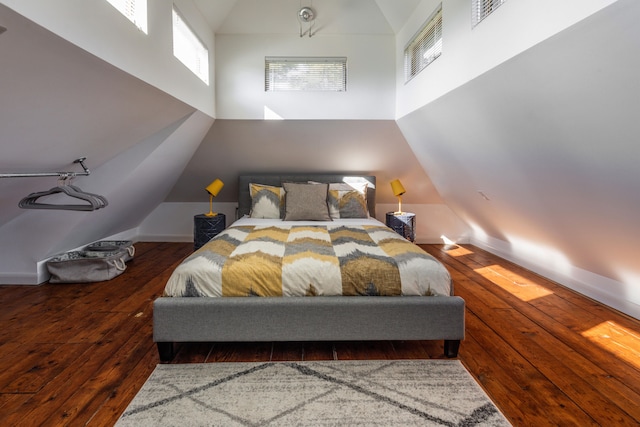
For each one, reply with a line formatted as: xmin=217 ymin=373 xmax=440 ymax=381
xmin=0 ymin=4 xmax=211 ymax=283
xmin=0 ymin=4 xmax=195 ymax=225
xmin=398 ymin=0 xmax=640 ymax=313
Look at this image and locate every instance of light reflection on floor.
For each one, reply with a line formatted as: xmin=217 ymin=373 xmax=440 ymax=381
xmin=473 ymin=264 xmax=555 ymax=302
xmin=442 ymin=244 xmax=474 ymax=257
xmin=582 ymin=321 xmax=640 ymax=370
xmin=440 ymin=243 xmax=640 ymax=370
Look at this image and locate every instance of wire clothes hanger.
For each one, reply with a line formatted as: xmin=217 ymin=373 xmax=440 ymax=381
xmin=18 ymin=175 xmax=108 ymax=211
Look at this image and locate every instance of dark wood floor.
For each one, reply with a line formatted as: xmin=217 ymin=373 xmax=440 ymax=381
xmin=1 ymin=242 xmax=639 ymax=426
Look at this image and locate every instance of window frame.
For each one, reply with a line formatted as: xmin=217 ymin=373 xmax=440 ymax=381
xmin=403 ymin=4 xmax=443 ymax=83
xmin=265 ymin=57 xmax=347 ymax=92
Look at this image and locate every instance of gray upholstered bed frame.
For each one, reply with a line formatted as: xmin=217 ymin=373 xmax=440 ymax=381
xmin=153 ymin=174 xmax=465 ymax=361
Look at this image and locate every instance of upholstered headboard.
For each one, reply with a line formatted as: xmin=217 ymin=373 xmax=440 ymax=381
xmin=238 ymin=174 xmax=376 ymax=219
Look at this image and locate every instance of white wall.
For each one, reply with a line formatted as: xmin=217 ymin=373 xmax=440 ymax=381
xmin=215 ymin=34 xmax=396 ymax=119
xmin=139 ymin=5 xmax=469 ymax=245
xmin=396 ymin=0 xmax=640 ymax=319
xmin=0 ymin=0 xmax=215 ymax=117
xmin=395 ymin=0 xmax=618 ymax=119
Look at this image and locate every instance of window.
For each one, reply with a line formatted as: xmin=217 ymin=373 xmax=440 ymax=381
xmin=472 ymin=0 xmax=508 ymax=27
xmin=265 ymin=57 xmax=347 ymax=92
xmin=404 ymin=4 xmax=442 ymax=83
xmin=105 ymin=0 xmax=147 ymax=34
xmin=172 ymin=6 xmax=209 ymax=85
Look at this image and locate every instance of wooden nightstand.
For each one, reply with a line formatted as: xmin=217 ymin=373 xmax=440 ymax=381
xmin=386 ymin=212 xmax=416 ymax=242
xmin=193 ymin=213 xmax=226 ymax=250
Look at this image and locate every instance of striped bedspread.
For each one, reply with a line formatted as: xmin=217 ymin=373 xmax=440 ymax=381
xmin=163 ymin=219 xmax=451 ymax=298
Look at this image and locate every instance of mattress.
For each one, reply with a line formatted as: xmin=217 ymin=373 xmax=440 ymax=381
xmin=163 ymin=217 xmax=451 ymax=298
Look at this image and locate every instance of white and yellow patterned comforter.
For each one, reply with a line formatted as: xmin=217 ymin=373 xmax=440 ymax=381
xmin=163 ymin=218 xmax=451 ymax=297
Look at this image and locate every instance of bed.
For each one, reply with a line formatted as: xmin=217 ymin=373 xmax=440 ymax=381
xmin=153 ymin=174 xmax=465 ymax=361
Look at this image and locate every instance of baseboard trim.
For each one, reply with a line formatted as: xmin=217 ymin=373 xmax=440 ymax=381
xmin=470 ymin=236 xmax=640 ymax=321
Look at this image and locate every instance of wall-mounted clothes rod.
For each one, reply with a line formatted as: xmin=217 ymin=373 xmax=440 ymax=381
xmin=0 ymin=157 xmax=90 ymax=179
xmin=3 ymin=157 xmax=108 ymax=211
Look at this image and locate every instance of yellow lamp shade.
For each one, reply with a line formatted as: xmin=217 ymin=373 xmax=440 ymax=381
xmin=206 ymin=179 xmax=224 ymax=197
xmin=205 ymin=178 xmax=224 ymax=217
xmin=390 ymin=179 xmax=406 ymax=197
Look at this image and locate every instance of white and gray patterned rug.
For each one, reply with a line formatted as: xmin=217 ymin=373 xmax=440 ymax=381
xmin=116 ymin=360 xmax=511 ymax=426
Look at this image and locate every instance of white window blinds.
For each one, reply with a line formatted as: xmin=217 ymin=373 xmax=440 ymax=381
xmin=105 ymin=0 xmax=147 ymax=34
xmin=404 ymin=4 xmax=442 ymax=83
xmin=172 ymin=7 xmax=209 ymax=85
xmin=265 ymin=57 xmax=347 ymax=92
xmin=472 ymin=0 xmax=508 ymax=27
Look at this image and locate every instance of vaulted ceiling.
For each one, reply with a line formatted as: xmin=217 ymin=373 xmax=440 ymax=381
xmin=193 ymin=0 xmax=421 ymax=35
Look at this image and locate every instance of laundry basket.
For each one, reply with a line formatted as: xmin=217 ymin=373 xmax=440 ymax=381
xmin=46 ymin=250 xmax=128 ymax=283
xmin=85 ymin=240 xmax=135 ymax=262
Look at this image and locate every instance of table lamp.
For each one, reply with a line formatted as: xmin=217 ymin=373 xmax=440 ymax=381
xmin=205 ymin=178 xmax=224 ymax=217
xmin=390 ymin=179 xmax=406 ymax=215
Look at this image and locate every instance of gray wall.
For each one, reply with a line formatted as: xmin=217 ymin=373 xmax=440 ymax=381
xmin=167 ymin=119 xmax=443 ymax=206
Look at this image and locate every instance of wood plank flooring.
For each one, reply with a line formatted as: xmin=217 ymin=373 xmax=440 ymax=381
xmin=1 ymin=242 xmax=639 ymax=426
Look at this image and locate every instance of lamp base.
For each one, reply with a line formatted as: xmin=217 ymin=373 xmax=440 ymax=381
xmin=395 ymin=196 xmax=403 ymax=216
xmin=205 ymin=195 xmax=218 ymax=217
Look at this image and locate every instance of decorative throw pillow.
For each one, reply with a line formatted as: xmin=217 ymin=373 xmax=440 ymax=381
xmin=331 ymin=183 xmax=369 ymax=219
xmin=337 ymin=188 xmax=368 ymax=218
xmin=308 ymin=181 xmax=369 ymax=219
xmin=249 ymin=183 xmax=285 ymax=219
xmin=283 ymin=182 xmax=331 ymax=221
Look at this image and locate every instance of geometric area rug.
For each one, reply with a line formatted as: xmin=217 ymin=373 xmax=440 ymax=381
xmin=116 ymin=360 xmax=512 ymax=426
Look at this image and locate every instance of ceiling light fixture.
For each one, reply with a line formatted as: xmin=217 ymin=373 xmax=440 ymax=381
xmin=298 ymin=7 xmax=315 ymax=22
xmin=298 ymin=3 xmax=316 ymax=37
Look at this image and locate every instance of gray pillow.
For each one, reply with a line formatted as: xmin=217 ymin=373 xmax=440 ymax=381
xmin=337 ymin=189 xmax=368 ymax=218
xmin=283 ymin=183 xmax=331 ymax=221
